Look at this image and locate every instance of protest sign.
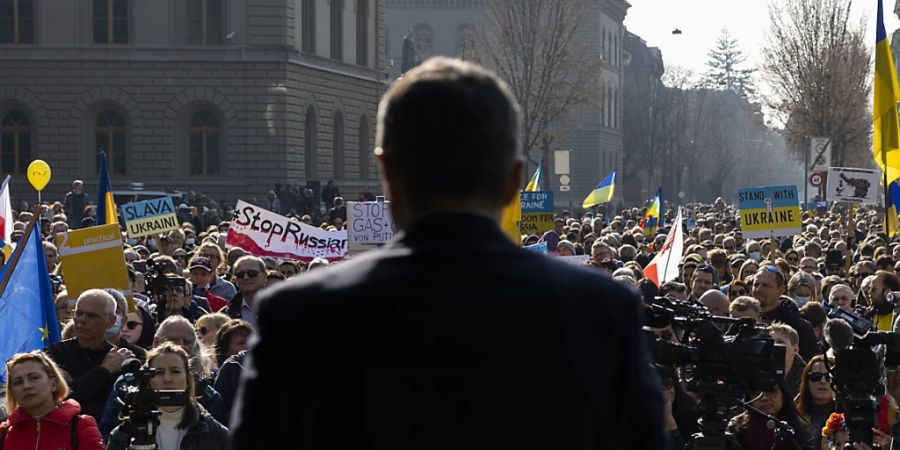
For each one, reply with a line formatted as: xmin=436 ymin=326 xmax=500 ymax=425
xmin=122 ymin=196 xmax=179 ymax=238
xmin=519 ymin=191 xmax=555 ymax=235
xmin=559 ymin=255 xmax=589 ymax=265
xmin=56 ymin=223 xmax=132 ymax=309
xmin=524 ymin=242 xmax=548 ymax=254
xmin=826 ymin=167 xmax=879 ymax=204
xmin=347 ymin=200 xmax=395 ymax=252
xmin=226 ymin=200 xmax=347 ymax=261
xmin=737 ymin=185 xmax=802 ymax=239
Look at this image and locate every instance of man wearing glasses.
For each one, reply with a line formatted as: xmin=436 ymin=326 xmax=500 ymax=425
xmin=231 ymin=58 xmax=665 ymax=449
xmin=44 ymin=289 xmax=135 ymax=421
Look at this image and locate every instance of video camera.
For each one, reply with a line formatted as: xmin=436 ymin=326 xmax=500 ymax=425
xmin=644 ymin=295 xmax=787 ymax=449
xmin=828 ymin=305 xmax=872 ymax=337
xmin=142 ymin=258 xmax=186 ymax=321
xmin=116 ymin=359 xmax=187 ymax=449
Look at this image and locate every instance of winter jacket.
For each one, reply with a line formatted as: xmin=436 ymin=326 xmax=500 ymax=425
xmin=761 ymin=297 xmax=821 ymax=361
xmin=107 ymin=405 xmax=228 ymax=450
xmin=0 ymin=399 xmax=104 ymax=450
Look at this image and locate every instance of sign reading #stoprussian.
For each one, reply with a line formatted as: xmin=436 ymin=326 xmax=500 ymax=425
xmin=737 ymin=185 xmax=801 ymax=239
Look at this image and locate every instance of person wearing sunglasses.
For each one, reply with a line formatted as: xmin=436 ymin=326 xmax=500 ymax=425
xmin=794 ymin=355 xmax=835 ymax=435
xmin=225 ymin=256 xmax=267 ymax=326
xmin=726 ymin=280 xmax=749 ymax=301
xmin=194 ymin=313 xmax=231 ymax=353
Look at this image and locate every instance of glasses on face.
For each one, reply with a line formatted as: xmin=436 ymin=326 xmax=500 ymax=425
xmin=197 ymin=326 xmax=209 ymax=336
xmin=235 ymin=270 xmax=261 ymax=279
xmin=74 ymin=309 xmax=104 ymax=320
xmin=808 ymin=372 xmax=832 ymax=383
xmin=730 ymin=289 xmax=747 ymax=297
xmin=126 ymin=320 xmax=143 ymax=330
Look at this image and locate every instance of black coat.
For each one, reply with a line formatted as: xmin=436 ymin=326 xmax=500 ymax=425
xmin=762 ymin=298 xmax=821 ymax=361
xmin=229 ymin=213 xmax=666 ymax=450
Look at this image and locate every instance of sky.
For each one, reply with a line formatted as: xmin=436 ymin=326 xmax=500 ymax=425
xmin=624 ymin=0 xmax=900 ymax=80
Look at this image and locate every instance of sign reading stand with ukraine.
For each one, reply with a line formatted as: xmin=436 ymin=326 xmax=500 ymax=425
xmin=737 ymin=185 xmax=802 ymax=239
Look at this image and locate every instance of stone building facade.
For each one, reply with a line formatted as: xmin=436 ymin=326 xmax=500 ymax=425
xmin=384 ymin=0 xmax=628 ymax=211
xmin=0 ymin=0 xmax=386 ymax=205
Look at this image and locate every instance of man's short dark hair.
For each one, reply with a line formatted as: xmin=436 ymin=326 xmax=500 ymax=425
xmin=694 ymin=263 xmax=719 ymax=286
xmin=377 ymin=57 xmax=521 ymax=209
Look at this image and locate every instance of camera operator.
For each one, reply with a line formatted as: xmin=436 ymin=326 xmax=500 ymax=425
xmin=770 ymin=324 xmax=805 ymax=399
xmin=106 ymin=343 xmax=228 ymax=450
xmin=99 ymin=316 xmax=224 ymax=440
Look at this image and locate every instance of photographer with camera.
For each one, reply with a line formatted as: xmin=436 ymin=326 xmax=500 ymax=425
xmin=107 ymin=343 xmax=228 ymax=450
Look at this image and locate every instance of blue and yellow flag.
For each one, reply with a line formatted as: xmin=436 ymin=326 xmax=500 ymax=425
xmin=875 ymin=0 xmax=900 ymax=185
xmin=640 ymin=188 xmax=662 ymax=236
xmin=0 ymin=218 xmax=61 ymax=382
xmin=887 ymin=180 xmax=900 ymax=237
xmin=524 ymin=157 xmax=543 ymax=192
xmin=582 ymin=169 xmax=616 ymax=209
xmin=96 ymin=150 xmax=118 ymax=225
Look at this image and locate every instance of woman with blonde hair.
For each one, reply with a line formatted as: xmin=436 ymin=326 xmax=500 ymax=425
xmin=0 ymin=352 xmax=104 ymax=449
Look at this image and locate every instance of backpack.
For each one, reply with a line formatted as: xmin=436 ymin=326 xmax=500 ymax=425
xmin=0 ymin=414 xmax=80 ymax=450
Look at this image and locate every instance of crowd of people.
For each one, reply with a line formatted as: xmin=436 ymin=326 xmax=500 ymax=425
xmin=0 ymin=56 xmax=895 ymax=450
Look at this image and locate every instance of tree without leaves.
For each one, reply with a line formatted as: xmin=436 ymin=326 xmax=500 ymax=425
xmin=701 ymin=29 xmax=757 ymax=99
xmin=763 ymin=0 xmax=871 ymax=167
xmin=482 ymin=0 xmax=600 ymax=172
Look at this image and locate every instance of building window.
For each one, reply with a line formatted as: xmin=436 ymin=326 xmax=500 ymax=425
xmin=330 ymin=0 xmax=343 ymax=60
xmin=95 ymin=110 xmax=127 ymax=174
xmin=414 ymin=24 xmax=432 ymax=59
xmin=189 ymin=111 xmax=220 ymax=175
xmin=606 ymin=87 xmax=612 ymax=128
xmin=0 ymin=0 xmax=34 ymax=44
xmin=458 ymin=24 xmax=479 ymax=63
xmin=0 ymin=110 xmax=30 ymax=174
xmin=359 ymin=115 xmax=369 ymax=180
xmin=301 ymin=0 xmax=315 ymax=53
xmin=93 ymin=0 xmax=128 ymax=44
xmin=305 ymin=107 xmax=317 ymax=179
xmin=188 ymin=0 xmax=222 ymax=45
xmin=355 ymin=0 xmax=368 ymax=66
xmin=332 ymin=111 xmax=344 ymax=179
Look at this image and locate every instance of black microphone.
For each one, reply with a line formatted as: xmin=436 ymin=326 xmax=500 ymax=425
xmin=644 ymin=304 xmax=675 ymax=328
xmin=120 ymin=357 xmax=142 ymax=375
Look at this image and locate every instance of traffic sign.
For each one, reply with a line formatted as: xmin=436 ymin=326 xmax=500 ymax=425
xmin=809 ymin=172 xmax=824 ymax=187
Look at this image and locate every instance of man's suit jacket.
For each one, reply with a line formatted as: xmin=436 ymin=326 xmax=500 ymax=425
xmin=230 ymin=213 xmax=665 ymax=449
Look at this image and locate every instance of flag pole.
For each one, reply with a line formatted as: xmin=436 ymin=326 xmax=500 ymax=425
xmin=0 ymin=206 xmax=41 ymax=297
xmin=660 ymin=208 xmax=680 ymax=282
xmin=885 ymin=150 xmax=891 ymax=236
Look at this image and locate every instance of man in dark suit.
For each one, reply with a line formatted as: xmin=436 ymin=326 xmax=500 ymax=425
xmin=230 ymin=57 xmax=665 ymax=449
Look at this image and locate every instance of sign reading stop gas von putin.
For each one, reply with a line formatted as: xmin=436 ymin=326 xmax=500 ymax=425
xmin=737 ymin=185 xmax=802 ymax=239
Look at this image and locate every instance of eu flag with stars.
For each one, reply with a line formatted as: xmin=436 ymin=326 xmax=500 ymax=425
xmin=0 ymin=220 xmax=61 ymax=382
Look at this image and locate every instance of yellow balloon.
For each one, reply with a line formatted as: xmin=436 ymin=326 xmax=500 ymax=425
xmin=27 ymin=159 xmax=51 ymax=192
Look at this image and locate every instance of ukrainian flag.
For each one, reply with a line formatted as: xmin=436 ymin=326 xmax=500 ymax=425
xmin=875 ymin=0 xmax=900 ymax=183
xmin=640 ymin=188 xmax=662 ymax=236
xmin=887 ymin=180 xmax=900 ymax=237
xmin=524 ymin=157 xmax=543 ymax=192
xmin=582 ymin=169 xmax=616 ymax=209
xmin=96 ymin=151 xmax=118 ymax=225
xmin=875 ymin=0 xmax=900 ymax=235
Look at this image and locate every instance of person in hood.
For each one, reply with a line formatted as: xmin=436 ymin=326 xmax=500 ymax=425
xmin=0 ymin=352 xmax=105 ymax=450
xmin=753 ymin=266 xmax=820 ymax=360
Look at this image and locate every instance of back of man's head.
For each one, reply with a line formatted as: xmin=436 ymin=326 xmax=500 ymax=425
xmin=377 ymin=57 xmax=521 ymax=212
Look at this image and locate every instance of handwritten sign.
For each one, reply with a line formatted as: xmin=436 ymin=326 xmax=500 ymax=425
xmin=122 ymin=197 xmax=179 ymax=238
xmin=520 ymin=191 xmax=555 ymax=235
xmin=347 ymin=200 xmax=396 ymax=252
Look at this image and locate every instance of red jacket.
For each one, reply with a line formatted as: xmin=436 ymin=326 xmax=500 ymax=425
xmin=0 ymin=399 xmax=105 ymax=450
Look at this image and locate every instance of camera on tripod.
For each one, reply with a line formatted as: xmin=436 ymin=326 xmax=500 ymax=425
xmin=644 ymin=295 xmax=788 ymax=449
xmin=831 ymin=331 xmax=900 ymax=446
xmin=116 ymin=358 xmax=187 ymax=450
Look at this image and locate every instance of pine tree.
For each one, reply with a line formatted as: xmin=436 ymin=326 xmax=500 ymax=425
xmin=702 ymin=29 xmax=756 ymax=99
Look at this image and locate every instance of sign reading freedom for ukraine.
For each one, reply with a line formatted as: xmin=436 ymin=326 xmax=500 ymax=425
xmin=226 ymin=200 xmax=348 ymax=261
xmin=520 ymin=191 xmax=555 ymax=235
xmin=122 ymin=197 xmax=179 ymax=238
xmin=737 ymin=185 xmax=802 ymax=239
